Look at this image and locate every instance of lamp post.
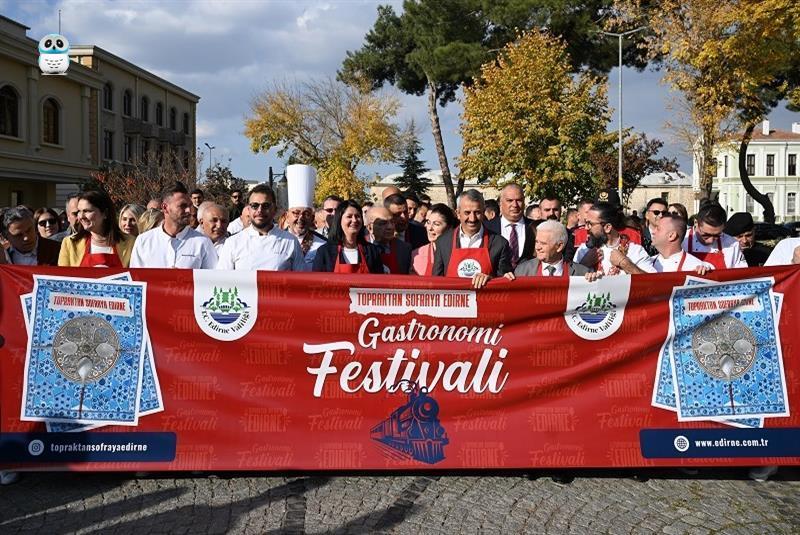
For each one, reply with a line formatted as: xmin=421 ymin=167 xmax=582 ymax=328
xmin=601 ymin=27 xmax=645 ymax=205
xmin=203 ymin=142 xmax=215 ymax=173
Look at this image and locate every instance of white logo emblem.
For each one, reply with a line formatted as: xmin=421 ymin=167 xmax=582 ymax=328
xmin=564 ymin=276 xmax=630 ymax=340
xmin=193 ymin=270 xmax=258 ymax=341
xmin=456 ymin=258 xmax=481 ymax=278
xmin=673 ymin=435 xmax=690 ymax=452
xmin=28 ymin=439 xmax=45 ymax=456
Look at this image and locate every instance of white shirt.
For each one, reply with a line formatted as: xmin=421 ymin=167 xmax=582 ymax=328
xmin=227 ymin=217 xmax=246 ymax=236
xmin=764 ymin=237 xmax=800 ymax=266
xmin=642 ymin=250 xmax=706 ymax=273
xmin=500 ymin=216 xmax=525 ymax=258
xmin=682 ymin=231 xmax=746 ymax=268
xmin=130 ymin=224 xmax=217 ymax=269
xmin=342 ymin=247 xmax=359 ymax=264
xmin=294 ymin=232 xmax=326 ymax=272
xmin=458 ymin=226 xmax=484 ymax=249
xmin=573 ymin=239 xmax=650 ymax=275
xmin=541 ymin=259 xmax=564 ymax=276
xmin=212 ymin=236 xmax=227 ymax=253
xmin=216 ymin=225 xmax=305 ymax=271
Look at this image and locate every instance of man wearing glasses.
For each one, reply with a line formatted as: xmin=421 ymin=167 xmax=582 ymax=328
xmin=319 ymin=195 xmax=343 ymax=238
xmin=682 ymin=202 xmax=746 ymax=270
xmin=216 ymin=184 xmax=304 ymax=271
xmin=573 ymin=203 xmax=650 ymax=275
xmin=641 ymin=197 xmax=668 ymax=256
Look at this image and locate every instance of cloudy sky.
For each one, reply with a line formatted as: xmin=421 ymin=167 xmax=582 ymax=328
xmin=4 ymin=0 xmax=798 ymax=182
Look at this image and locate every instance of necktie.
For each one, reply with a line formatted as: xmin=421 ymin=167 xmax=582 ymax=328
xmin=546 ymin=265 xmax=556 ymax=277
xmin=509 ymin=223 xmax=519 ymax=268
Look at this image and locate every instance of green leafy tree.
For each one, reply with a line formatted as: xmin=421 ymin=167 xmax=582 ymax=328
xmin=395 ymin=121 xmax=431 ymax=196
xmin=460 ymin=31 xmax=614 ymax=203
xmin=201 ymin=162 xmax=249 ymax=204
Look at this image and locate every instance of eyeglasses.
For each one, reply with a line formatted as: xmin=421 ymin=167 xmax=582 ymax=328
xmin=696 ymin=229 xmax=723 ymax=239
xmin=584 ymin=220 xmax=605 ymax=228
xmin=38 ymin=219 xmax=57 ymax=227
xmin=323 ymin=208 xmax=336 ymax=213
xmin=248 ymin=202 xmax=273 ymax=212
xmin=648 ymin=209 xmax=666 ymax=216
xmin=668 ymin=210 xmax=681 ymax=216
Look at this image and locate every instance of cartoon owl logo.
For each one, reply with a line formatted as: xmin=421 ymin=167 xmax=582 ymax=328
xmin=38 ymin=33 xmax=70 ymax=75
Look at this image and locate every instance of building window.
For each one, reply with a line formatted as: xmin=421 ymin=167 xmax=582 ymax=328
xmin=723 ymin=155 xmax=728 ymax=177
xmin=745 ymin=194 xmax=754 ymax=213
xmin=0 ymin=85 xmax=20 ymax=137
xmin=746 ymin=154 xmax=755 ymax=175
xmin=42 ymin=98 xmax=60 ymax=144
xmin=169 ymin=107 xmax=177 ymax=130
xmin=766 ymin=154 xmax=775 ymax=176
xmin=140 ymin=96 xmax=149 ymax=122
xmin=141 ymin=139 xmax=150 ymax=162
xmin=182 ymin=112 xmax=189 ymax=135
xmin=103 ymin=130 xmax=114 ymax=160
xmin=123 ymin=90 xmax=132 ymax=116
xmin=156 ymin=144 xmax=164 ymax=165
xmin=183 ymin=149 xmax=189 ymax=170
xmin=789 ymin=154 xmax=797 ymax=176
xmin=787 ymin=192 xmax=796 ymax=214
xmin=156 ymin=102 xmax=163 ymax=126
xmin=123 ymin=135 xmax=132 ymax=162
xmin=660 ymin=192 xmax=670 ymax=204
xmin=102 ymin=83 xmax=113 ymax=111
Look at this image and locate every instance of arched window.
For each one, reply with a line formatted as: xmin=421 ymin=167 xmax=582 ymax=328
xmin=122 ymin=90 xmax=132 ymax=116
xmin=42 ymin=97 xmax=60 ymax=144
xmin=102 ymin=83 xmax=113 ymax=111
xmin=0 ymin=85 xmax=20 ymax=137
xmin=169 ymin=107 xmax=177 ymax=130
xmin=155 ymin=102 xmax=163 ymax=126
xmin=140 ymin=96 xmax=149 ymax=122
xmin=182 ymin=112 xmax=189 ymax=135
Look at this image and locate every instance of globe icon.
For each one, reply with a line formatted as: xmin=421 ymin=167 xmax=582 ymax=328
xmin=674 ymin=436 xmax=690 ymax=452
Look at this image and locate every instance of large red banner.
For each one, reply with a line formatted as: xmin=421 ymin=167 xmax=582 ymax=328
xmin=1 ymin=264 xmax=799 ymax=471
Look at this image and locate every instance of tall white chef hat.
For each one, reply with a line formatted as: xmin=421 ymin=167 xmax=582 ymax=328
xmin=286 ymin=164 xmax=316 ymax=209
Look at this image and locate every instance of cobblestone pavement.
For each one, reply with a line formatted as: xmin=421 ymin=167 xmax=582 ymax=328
xmin=2 ymin=468 xmax=799 ymax=534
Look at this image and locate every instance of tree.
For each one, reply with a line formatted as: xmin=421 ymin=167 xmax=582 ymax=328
xmin=394 ymin=120 xmax=431 ymax=196
xmin=459 ymin=31 xmax=614 ymax=203
xmin=591 ymin=131 xmax=679 ymax=206
xmin=244 ymin=77 xmax=401 ymax=204
xmin=342 ymin=1 xmax=649 ymax=208
xmin=87 ymin=147 xmax=198 ymax=206
xmin=200 ymin=162 xmax=249 ymax=204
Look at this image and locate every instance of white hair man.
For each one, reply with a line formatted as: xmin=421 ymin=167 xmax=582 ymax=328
xmin=515 ymin=220 xmax=589 ymax=277
xmin=198 ymin=201 xmax=229 ymax=252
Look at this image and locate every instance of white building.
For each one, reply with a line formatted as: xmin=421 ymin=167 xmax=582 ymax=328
xmin=370 ymin=170 xmax=501 ymax=205
xmin=695 ymin=120 xmax=800 ymax=222
xmin=628 ymin=171 xmax=694 ymax=214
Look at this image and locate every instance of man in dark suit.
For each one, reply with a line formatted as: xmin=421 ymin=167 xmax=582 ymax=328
xmin=367 ymin=206 xmax=412 ymax=274
xmin=515 ymin=220 xmax=590 ymax=277
xmin=384 ymin=193 xmax=428 ymax=249
xmin=2 ymin=206 xmax=60 ymax=266
xmin=725 ymin=212 xmax=772 ymax=267
xmin=483 ymin=183 xmax=534 ymax=269
xmin=433 ymin=189 xmax=514 ymax=288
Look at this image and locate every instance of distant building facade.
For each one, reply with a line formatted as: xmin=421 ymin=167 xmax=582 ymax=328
xmin=370 ymin=170 xmax=501 ymax=206
xmin=628 ymin=171 xmax=694 ymax=214
xmin=0 ymin=15 xmax=199 ymax=209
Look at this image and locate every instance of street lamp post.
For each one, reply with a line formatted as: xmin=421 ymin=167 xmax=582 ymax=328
xmin=602 ymin=27 xmax=645 ymax=206
xmin=204 ymin=142 xmax=215 ymax=173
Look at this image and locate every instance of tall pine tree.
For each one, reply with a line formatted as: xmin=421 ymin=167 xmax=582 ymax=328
xmin=395 ymin=122 xmax=431 ymax=196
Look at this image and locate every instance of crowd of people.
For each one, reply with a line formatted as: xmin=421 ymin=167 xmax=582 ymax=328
xmin=1 ymin=165 xmax=799 ymax=282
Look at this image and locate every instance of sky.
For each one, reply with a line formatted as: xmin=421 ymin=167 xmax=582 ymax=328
xmin=4 ymin=0 xmax=799 ymax=183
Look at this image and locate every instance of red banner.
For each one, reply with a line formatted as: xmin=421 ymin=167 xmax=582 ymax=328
xmin=1 ymin=265 xmax=799 ymax=471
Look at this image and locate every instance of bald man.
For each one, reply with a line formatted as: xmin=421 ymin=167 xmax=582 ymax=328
xmin=367 ymin=206 xmax=412 ymax=274
xmin=610 ymin=214 xmax=709 ymax=274
xmin=484 ymin=183 xmax=534 ymax=269
xmin=381 ymin=186 xmax=401 ymax=200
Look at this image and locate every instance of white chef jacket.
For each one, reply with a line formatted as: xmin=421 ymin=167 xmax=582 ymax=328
xmin=130 ymin=224 xmax=217 ymax=269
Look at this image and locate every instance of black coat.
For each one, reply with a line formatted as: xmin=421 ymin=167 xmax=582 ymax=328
xmin=484 ymin=216 xmax=535 ymax=264
xmin=312 ymin=241 xmax=385 ymax=274
xmin=402 ymin=221 xmax=429 ymax=250
xmin=374 ymin=239 xmax=413 ymax=274
xmin=432 ymin=228 xmax=512 ymax=277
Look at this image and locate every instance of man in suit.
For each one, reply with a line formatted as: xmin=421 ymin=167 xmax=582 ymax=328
xmin=433 ymin=189 xmax=514 ymax=288
xmin=385 ymin=193 xmax=428 ymax=249
xmin=484 ymin=183 xmax=534 ymax=270
xmin=2 ymin=206 xmax=60 ymax=266
xmin=515 ymin=220 xmax=589 ymax=277
xmin=367 ymin=206 xmax=412 ymax=274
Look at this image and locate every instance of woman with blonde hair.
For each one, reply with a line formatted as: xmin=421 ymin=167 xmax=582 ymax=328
xmin=119 ymin=203 xmax=145 ymax=237
xmin=138 ymin=208 xmax=164 ymax=233
xmin=58 ymin=190 xmax=136 ymax=267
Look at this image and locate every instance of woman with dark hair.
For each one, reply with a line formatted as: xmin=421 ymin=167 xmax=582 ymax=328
xmin=33 ymin=207 xmax=60 ymax=238
xmin=58 ymin=190 xmax=136 ymax=267
xmin=312 ymin=200 xmax=383 ymax=273
xmin=411 ymin=203 xmax=457 ymax=276
xmin=668 ymin=203 xmax=688 ymax=220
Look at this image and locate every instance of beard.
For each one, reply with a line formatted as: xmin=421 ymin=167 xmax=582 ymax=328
xmin=586 ymin=233 xmax=608 ymax=249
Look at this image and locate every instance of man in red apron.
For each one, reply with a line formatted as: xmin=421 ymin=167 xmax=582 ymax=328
xmin=366 ymin=206 xmax=412 ymax=274
xmin=432 ymin=189 xmax=514 ymax=288
xmin=514 ymin=220 xmax=590 ymax=277
xmin=681 ymin=202 xmax=746 ymax=270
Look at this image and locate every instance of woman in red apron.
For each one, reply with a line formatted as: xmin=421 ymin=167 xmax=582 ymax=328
xmin=58 ymin=190 xmax=135 ymax=267
xmin=411 ymin=203 xmax=458 ymax=276
xmin=313 ymin=200 xmax=383 ymax=274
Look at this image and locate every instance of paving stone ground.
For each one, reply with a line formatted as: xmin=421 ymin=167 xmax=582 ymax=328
xmin=1 ymin=468 xmax=799 ymax=534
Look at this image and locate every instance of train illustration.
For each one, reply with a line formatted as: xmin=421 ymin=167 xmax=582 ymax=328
xmin=371 ymin=382 xmax=449 ymax=464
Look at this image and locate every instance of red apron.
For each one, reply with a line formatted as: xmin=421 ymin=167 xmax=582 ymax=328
xmin=333 ymin=244 xmax=370 ymax=274
xmin=536 ymin=260 xmax=570 ymax=277
xmin=574 ymin=226 xmax=642 ymax=247
xmin=79 ymin=237 xmax=123 ymax=268
xmin=687 ymin=229 xmax=726 ymax=270
xmin=445 ymin=231 xmax=492 ymax=278
xmin=380 ymin=240 xmax=401 ymax=274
